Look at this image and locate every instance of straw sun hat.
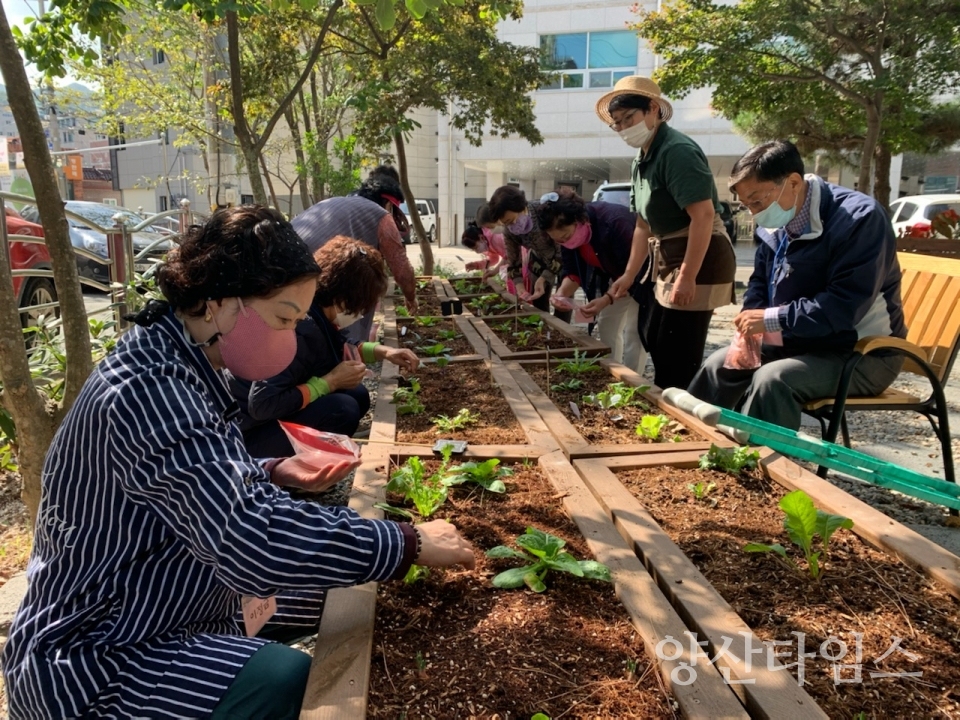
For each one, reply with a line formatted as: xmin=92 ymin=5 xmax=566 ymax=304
xmin=595 ymin=76 xmax=674 ymax=125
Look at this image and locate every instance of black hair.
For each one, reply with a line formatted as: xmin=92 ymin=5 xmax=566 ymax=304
xmin=608 ymin=94 xmax=652 ymax=115
xmin=313 ymin=236 xmax=388 ymax=315
xmin=369 ymin=164 xmax=400 ymax=183
xmin=535 ymin=189 xmax=588 ymax=230
xmin=462 ymin=222 xmax=483 ymax=249
xmin=357 ymin=175 xmax=403 ymax=207
xmin=130 ymin=206 xmax=319 ymax=325
xmin=475 ymin=203 xmax=496 ymax=227
xmin=730 ymin=140 xmax=805 ymax=188
xmin=487 ymin=186 xmax=527 ymax=222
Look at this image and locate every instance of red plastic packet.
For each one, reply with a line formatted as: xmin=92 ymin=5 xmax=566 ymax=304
xmin=280 ymin=421 xmax=361 ymax=469
xmin=723 ymin=331 xmax=762 ymax=370
xmin=573 ymin=305 xmax=595 ymax=323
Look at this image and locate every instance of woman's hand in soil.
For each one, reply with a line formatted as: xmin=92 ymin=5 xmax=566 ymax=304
xmin=415 ymin=520 xmax=476 ymax=569
xmin=324 ymin=361 xmax=368 ymax=392
xmin=384 ymin=347 xmax=420 ymax=374
xmin=271 ymin=456 xmax=359 ymax=491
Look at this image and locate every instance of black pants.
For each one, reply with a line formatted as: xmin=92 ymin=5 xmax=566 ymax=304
xmin=531 ymin=282 xmax=572 ymax=323
xmin=645 ymin=302 xmax=713 ymax=390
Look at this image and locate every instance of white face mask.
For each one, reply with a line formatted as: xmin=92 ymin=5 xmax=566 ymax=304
xmin=619 ymin=122 xmax=654 ymax=149
xmin=335 ymin=309 xmax=364 ymax=329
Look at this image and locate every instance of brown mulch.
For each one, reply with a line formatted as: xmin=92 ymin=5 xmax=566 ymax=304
xmin=398 ymin=295 xmax=445 ymax=316
xmin=525 ymin=364 xmax=702 ymax=445
xmin=615 ymin=465 xmax=960 ymax=719
xmin=484 ymin=316 xmax=579 ymax=353
xmin=369 ymin=461 xmax=676 ymax=719
xmin=0 ymin=471 xmax=29 ymax=584
xmin=396 ymin=319 xmax=478 ymax=357
xmin=395 ymin=361 xmax=525 ymax=446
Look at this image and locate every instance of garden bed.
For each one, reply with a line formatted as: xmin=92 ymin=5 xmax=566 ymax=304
xmin=469 ymin=312 xmax=608 ymax=361
xmin=575 ymin=453 xmax=960 ymax=719
xmin=395 ymin=317 xmax=478 ymax=358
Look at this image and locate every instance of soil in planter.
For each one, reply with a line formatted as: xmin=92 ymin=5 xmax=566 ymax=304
xmin=526 ymin=364 xmax=701 ymax=444
xmin=450 ymin=277 xmax=491 ymax=296
xmin=396 ymin=318 xmax=477 ymax=357
xmin=464 ymin=294 xmax=517 ymax=316
xmin=484 ymin=316 xmax=580 ymax=353
xmin=616 ymin=465 xmax=960 ymax=719
xmin=369 ymin=461 xmax=674 ymax=719
xmin=395 ymin=361 xmax=524 ymax=445
xmin=397 ymin=294 xmax=444 ymax=317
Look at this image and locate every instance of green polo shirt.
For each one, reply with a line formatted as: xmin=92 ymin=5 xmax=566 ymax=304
xmin=629 ymin=123 xmax=721 ymax=237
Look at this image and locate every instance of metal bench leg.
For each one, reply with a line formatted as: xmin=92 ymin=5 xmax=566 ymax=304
xmin=840 ymin=413 xmax=851 ymax=448
xmin=814 ymin=414 xmax=830 ymax=477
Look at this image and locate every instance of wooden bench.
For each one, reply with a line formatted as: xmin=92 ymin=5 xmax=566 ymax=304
xmin=803 ymin=252 xmax=960 ymax=483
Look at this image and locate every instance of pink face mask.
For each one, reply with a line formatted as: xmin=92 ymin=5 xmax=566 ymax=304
xmin=214 ymin=298 xmax=297 ymax=381
xmin=560 ymin=222 xmax=592 ymax=249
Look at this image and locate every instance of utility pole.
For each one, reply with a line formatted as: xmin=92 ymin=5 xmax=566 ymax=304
xmin=36 ymin=0 xmax=66 ymax=199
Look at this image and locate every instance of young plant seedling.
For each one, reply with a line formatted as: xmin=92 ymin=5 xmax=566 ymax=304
xmin=688 ymin=480 xmax=717 ymax=502
xmin=403 ymin=564 xmax=430 ymax=584
xmin=436 ymin=329 xmax=461 ymax=341
xmin=512 ymin=329 xmax=534 ymax=347
xmin=395 ymin=304 xmax=411 ymax=318
xmin=519 ymin=314 xmax=544 ymax=328
xmin=416 ymin=278 xmax=432 ymax=291
xmin=491 ymin=301 xmax=514 ymax=313
xmin=636 ymin=414 xmax=670 ymax=441
xmin=555 ymin=349 xmax=602 ymax=374
xmin=582 ymin=381 xmax=649 ymax=410
xmin=391 ymin=377 xmax=425 ymax=416
xmin=550 ymin=378 xmax=586 ymax=393
xmin=416 ymin=316 xmax=441 ymax=327
xmin=468 ymin=294 xmax=500 ymax=312
xmin=432 ymin=408 xmax=479 ymax=433
xmin=493 ymin=321 xmax=513 ymax=333
xmin=485 ymin=526 xmax=612 ymax=593
xmin=744 ymin=489 xmax=854 ymax=580
xmin=380 ymin=446 xmax=454 ymax=518
xmin=417 ymin=342 xmax=451 ymax=357
xmin=698 ymin=444 xmax=761 ymax=474
xmin=444 ymin=457 xmax=513 ymax=493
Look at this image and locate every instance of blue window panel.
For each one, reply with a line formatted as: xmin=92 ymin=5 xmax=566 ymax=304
xmin=589 ymin=70 xmax=613 ymax=88
xmin=589 ymin=31 xmax=638 ymax=69
xmin=540 ymin=33 xmax=587 ymax=70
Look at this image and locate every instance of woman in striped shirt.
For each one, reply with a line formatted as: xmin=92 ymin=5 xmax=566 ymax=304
xmin=1 ymin=206 xmax=474 ymax=719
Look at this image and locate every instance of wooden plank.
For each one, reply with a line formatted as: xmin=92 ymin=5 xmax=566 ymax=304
xmin=432 ymin=277 xmax=449 ymax=298
xmin=538 ymin=452 xmax=750 ymax=720
xmin=922 ymin=275 xmax=960 ymax=377
xmin=368 ymin=370 xmax=399 ymax=448
xmin=907 ymin=271 xmax=948 ymax=355
xmin=488 ymin=359 xmax=560 ymax=451
xmin=507 ymin=360 xmax=592 ymax=453
xmin=760 ymin=450 xmax=960 ymax=602
xmin=573 ymin=458 xmax=828 ymax=719
xmin=902 ymin=271 xmax=934 ymax=332
xmin=455 ymin=315 xmax=496 ymax=359
xmin=466 ymin=317 xmax=513 ymax=358
xmin=587 ymin=452 xmax=705 ymax=470
xmin=899 ymin=251 xmax=960 ymax=277
xmin=568 ymin=441 xmax=717 ymax=460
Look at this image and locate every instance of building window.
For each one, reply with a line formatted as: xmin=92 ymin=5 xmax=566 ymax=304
xmin=159 ymin=195 xmax=168 ymax=212
xmin=539 ymin=31 xmax=638 ymax=90
xmin=153 ymin=48 xmax=166 ymax=65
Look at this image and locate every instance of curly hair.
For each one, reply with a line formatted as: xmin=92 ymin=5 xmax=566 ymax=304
xmin=135 ymin=206 xmax=319 ymax=324
xmin=357 ymin=175 xmax=403 ymax=207
xmin=535 ymin=188 xmax=588 ymax=231
xmin=461 ymin=222 xmax=484 ymax=249
xmin=312 ymin=235 xmax=388 ymax=315
xmin=487 ymin=186 xmax=527 ymax=222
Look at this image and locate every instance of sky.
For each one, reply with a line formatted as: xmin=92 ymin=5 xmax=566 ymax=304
xmin=2 ymin=0 xmax=82 ymax=83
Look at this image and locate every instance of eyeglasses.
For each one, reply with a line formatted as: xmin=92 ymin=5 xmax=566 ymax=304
xmin=608 ymin=109 xmax=640 ymax=130
xmin=741 ymin=184 xmax=784 ymax=214
xmin=539 ymin=192 xmax=559 ymax=204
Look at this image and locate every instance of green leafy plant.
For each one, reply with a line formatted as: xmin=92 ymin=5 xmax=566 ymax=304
xmin=744 ymin=490 xmax=854 ymax=580
xmin=417 ymin=343 xmax=451 ymax=357
xmin=698 ymin=444 xmax=761 ymax=474
xmin=518 ymin=315 xmax=544 ymax=328
xmin=391 ymin=377 xmax=425 ymax=416
xmin=453 ymin=279 xmax=478 ymax=295
xmin=490 ymin=301 xmax=514 ymax=313
xmin=550 ymin=378 xmax=585 ymax=393
xmin=434 ymin=356 xmax=451 ymax=368
xmin=395 ymin=304 xmax=411 ymax=318
xmin=493 ymin=320 xmax=513 ymax=333
xmin=582 ymin=382 xmax=649 ymax=410
xmin=444 ymin=458 xmax=513 ymax=493
xmin=416 ymin=316 xmax=441 ymax=327
xmin=381 ymin=446 xmax=454 ymax=518
xmin=636 ymin=414 xmax=670 ymax=441
xmin=414 ymin=650 xmax=427 ymax=672
xmin=436 ymin=329 xmax=461 ymax=341
xmin=512 ymin=330 xmax=534 ymax=347
xmin=467 ymin=294 xmax=500 ymax=311
xmin=432 ymin=408 xmax=479 ymax=433
xmin=485 ymin=527 xmax=612 ymax=592
xmin=555 ymin=350 xmax=602 ymax=374
xmin=403 ymin=564 xmax=430 ymax=584
xmin=416 ymin=278 xmax=432 ymax=291
xmin=688 ymin=480 xmax=717 ymax=501
xmin=531 ymin=714 xmax=551 ymax=720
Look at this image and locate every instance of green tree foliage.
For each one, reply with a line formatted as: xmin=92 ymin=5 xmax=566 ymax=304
xmin=633 ymin=0 xmax=960 ymax=207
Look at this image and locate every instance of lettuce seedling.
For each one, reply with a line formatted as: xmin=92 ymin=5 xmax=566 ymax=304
xmin=493 ymin=321 xmax=513 ymax=333
xmin=550 ymin=378 xmax=585 ymax=392
xmin=519 ymin=315 xmax=544 ymax=328
xmin=395 ymin=305 xmax=411 ymax=317
xmin=636 ymin=414 xmax=670 ymax=440
xmin=444 ymin=458 xmax=513 ymax=493
xmin=583 ymin=381 xmax=649 ymax=410
xmin=416 ymin=278 xmax=432 ymax=291
xmin=437 ymin=329 xmax=461 ymax=341
xmin=391 ymin=378 xmax=425 ymax=415
xmin=417 ymin=343 xmax=451 ymax=357
xmin=513 ymin=330 xmax=534 ymax=347
xmin=744 ymin=489 xmax=853 ymax=580
xmin=403 ymin=564 xmax=430 ymax=584
xmin=432 ymin=408 xmax=479 ymax=432
xmin=688 ymin=480 xmax=717 ymax=502
xmin=467 ymin=294 xmax=500 ymax=311
xmin=382 ymin=446 xmax=454 ymax=518
xmin=486 ymin=527 xmax=612 ymax=592
xmin=555 ymin=350 xmax=602 ymax=374
xmin=698 ymin=444 xmax=760 ymax=474
xmin=416 ymin=316 xmax=441 ymax=327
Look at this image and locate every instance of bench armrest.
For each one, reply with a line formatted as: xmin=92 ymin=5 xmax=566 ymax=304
xmin=854 ymin=335 xmax=929 ymax=362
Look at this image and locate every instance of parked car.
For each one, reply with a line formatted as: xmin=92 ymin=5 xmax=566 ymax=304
xmin=889 ymin=194 xmax=960 ymax=238
xmin=400 ymin=199 xmax=436 ymax=243
xmin=20 ymin=201 xmax=173 ymax=285
xmin=5 ymin=206 xmax=58 ymax=338
xmin=718 ymin=200 xmax=738 ymax=244
xmin=592 ymin=182 xmax=631 ymax=207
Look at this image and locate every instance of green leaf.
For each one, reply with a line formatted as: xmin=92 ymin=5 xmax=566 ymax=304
xmin=435 ymin=356 xmax=450 ymax=367
xmin=516 ymin=527 xmax=565 ymax=560
xmin=478 ymin=477 xmax=507 ymax=493
xmin=373 ymin=502 xmax=414 ymax=519
xmin=405 ymin=0 xmax=428 ymax=18
xmin=374 ymin=0 xmax=396 ymax=29
xmin=808 ymin=550 xmax=821 ymax=579
xmin=492 ymin=565 xmax=535 ymax=588
xmin=524 ymin=570 xmax=548 ymax=593
xmin=779 ymin=490 xmax=818 ymax=555
xmin=485 ymin=545 xmax=529 ymax=559
xmin=578 ymin=560 xmax=612 ymax=582
xmin=815 ymin=509 xmax=854 ymax=549
xmin=743 ymin=542 xmax=789 ymax=558
xmin=546 ymin=551 xmax=584 ymax=576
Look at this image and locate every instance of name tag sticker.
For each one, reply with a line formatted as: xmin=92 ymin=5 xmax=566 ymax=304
xmin=242 ymin=595 xmax=276 ymax=637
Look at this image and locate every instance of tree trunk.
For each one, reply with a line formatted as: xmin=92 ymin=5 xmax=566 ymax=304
xmin=393 ymin=129 xmax=434 ymax=274
xmin=873 ymin=143 xmax=892 ymax=210
xmin=226 ymin=11 xmax=268 ymax=205
xmin=259 ymin=153 xmax=280 ymax=209
xmin=285 ymin=105 xmax=311 ymax=212
xmin=858 ymin=103 xmax=882 ymax=196
xmin=0 ymin=3 xmax=93 ymax=524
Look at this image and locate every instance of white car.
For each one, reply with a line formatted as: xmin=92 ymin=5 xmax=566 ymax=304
xmin=889 ymin=194 xmax=960 ymax=238
xmin=591 ymin=182 xmax=631 ymax=207
xmin=400 ymin=199 xmax=436 ymax=243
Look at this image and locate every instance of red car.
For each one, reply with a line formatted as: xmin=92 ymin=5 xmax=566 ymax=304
xmin=6 ymin=207 xmax=58 ymax=335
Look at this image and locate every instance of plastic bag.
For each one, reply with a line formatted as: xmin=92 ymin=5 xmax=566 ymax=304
xmin=550 ymin=295 xmax=575 ymax=312
xmin=280 ymin=421 xmax=361 ymax=468
xmin=573 ymin=304 xmax=595 ymax=324
xmin=723 ymin=331 xmax=762 ymax=370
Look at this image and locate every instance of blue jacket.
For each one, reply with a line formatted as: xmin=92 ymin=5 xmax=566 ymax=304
xmin=742 ymin=177 xmax=906 ymax=352
xmin=229 ymin=301 xmax=350 ymax=431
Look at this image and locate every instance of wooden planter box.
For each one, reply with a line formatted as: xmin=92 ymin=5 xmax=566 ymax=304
xmin=467 ymin=309 xmax=609 ymax=361
xmin=507 ymin=357 xmax=733 ymax=459
xmin=299 ymin=449 xmax=753 ymax=719
xmin=570 ymin=452 xmax=960 ymax=719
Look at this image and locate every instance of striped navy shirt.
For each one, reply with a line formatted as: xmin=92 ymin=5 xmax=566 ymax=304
xmin=1 ymin=311 xmax=408 ymax=718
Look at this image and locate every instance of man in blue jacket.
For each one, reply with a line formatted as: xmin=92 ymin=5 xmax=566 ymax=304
xmin=687 ymin=140 xmax=906 ymax=429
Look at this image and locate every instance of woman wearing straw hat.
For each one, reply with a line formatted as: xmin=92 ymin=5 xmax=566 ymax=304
xmin=596 ymin=76 xmax=736 ymax=390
